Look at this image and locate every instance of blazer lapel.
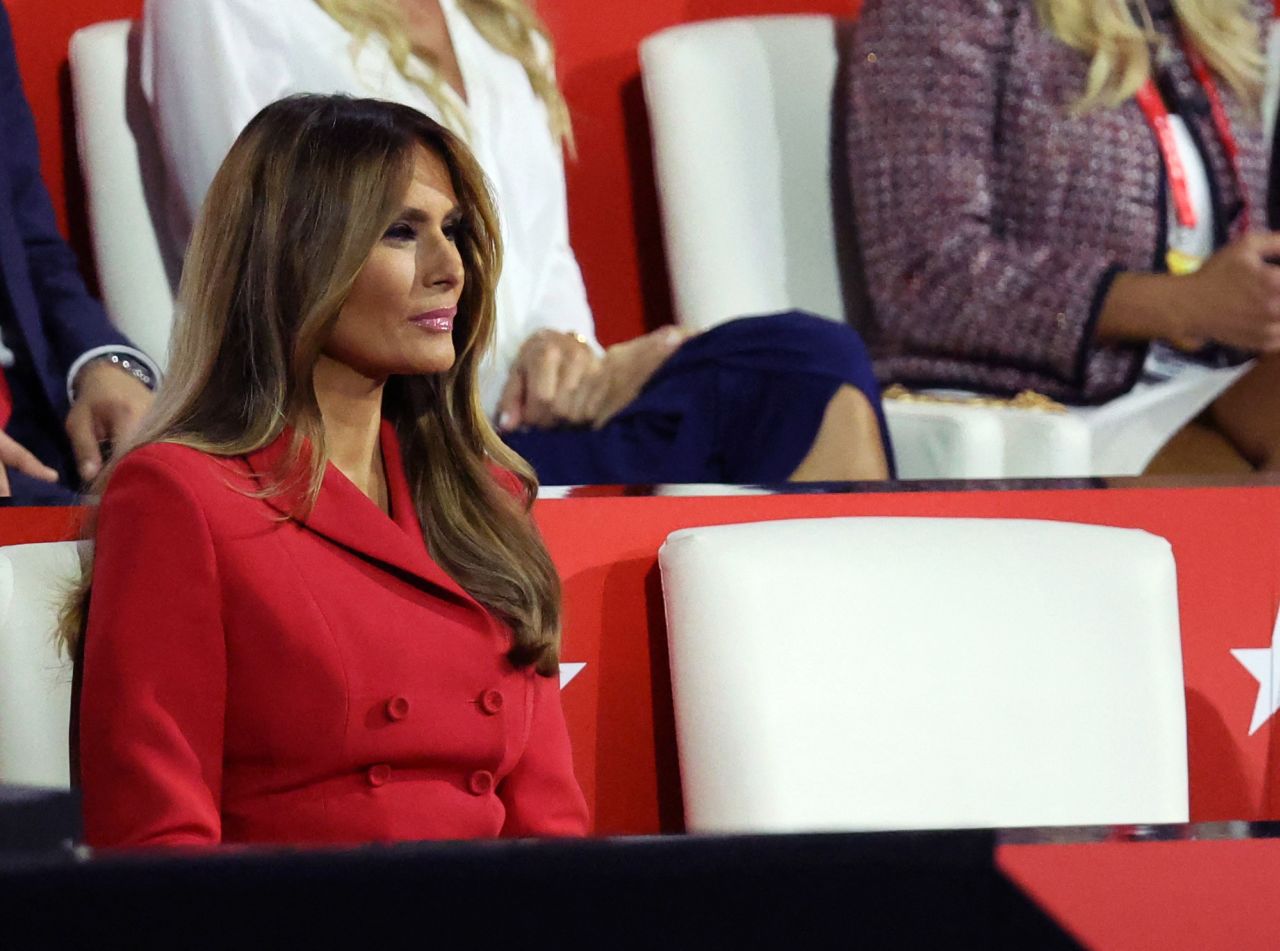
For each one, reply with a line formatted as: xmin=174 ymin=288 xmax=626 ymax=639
xmin=244 ymin=422 xmax=481 ymax=611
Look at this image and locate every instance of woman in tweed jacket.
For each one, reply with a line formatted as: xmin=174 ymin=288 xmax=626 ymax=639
xmin=847 ymin=0 xmax=1280 ymax=468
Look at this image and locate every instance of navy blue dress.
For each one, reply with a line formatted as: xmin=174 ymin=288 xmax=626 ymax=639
xmin=502 ymin=311 xmax=894 ymax=485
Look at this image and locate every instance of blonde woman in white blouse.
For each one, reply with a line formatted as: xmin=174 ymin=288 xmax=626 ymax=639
xmin=143 ymin=0 xmax=895 ymax=483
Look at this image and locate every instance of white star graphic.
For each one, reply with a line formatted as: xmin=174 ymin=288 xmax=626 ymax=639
xmin=559 ymin=662 xmax=585 ymax=689
xmin=1231 ymin=607 xmax=1280 ymax=736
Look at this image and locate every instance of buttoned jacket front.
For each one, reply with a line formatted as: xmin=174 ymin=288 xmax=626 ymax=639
xmin=78 ymin=422 xmax=589 ymax=847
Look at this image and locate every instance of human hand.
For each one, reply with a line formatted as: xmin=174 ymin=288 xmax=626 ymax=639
xmin=65 ymin=360 xmax=155 ymax=482
xmin=0 ymin=429 xmax=60 ymax=498
xmin=497 ymin=329 xmax=601 ymax=431
xmin=573 ymin=326 xmax=688 ymax=430
xmin=1178 ymin=232 xmax=1280 ymax=352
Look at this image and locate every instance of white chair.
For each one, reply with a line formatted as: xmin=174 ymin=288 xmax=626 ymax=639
xmin=639 ymin=16 xmax=1246 ymax=479
xmin=659 ymin=517 xmax=1188 ymax=832
xmin=69 ymin=19 xmax=178 ymax=368
xmin=0 ymin=542 xmax=85 ymax=789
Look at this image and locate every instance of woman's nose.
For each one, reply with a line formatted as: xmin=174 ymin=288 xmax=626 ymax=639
xmin=422 ymin=239 xmax=464 ymax=290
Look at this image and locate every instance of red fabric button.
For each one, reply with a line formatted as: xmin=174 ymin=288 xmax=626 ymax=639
xmin=367 ymin=764 xmax=392 ymax=787
xmin=479 ymin=689 xmax=504 ymax=715
xmin=385 ymin=696 xmax=410 ymax=722
xmin=467 ymin=770 xmax=494 ymax=796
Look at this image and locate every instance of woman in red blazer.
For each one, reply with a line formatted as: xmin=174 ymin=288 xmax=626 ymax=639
xmin=66 ymin=94 xmax=589 ymax=847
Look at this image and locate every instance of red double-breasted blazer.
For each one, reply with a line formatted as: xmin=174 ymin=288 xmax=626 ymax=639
xmin=78 ymin=422 xmax=589 ymax=847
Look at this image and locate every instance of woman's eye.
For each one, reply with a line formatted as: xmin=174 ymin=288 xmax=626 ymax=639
xmin=442 ymin=221 xmax=462 ymax=243
xmin=383 ymin=222 xmax=416 ymax=242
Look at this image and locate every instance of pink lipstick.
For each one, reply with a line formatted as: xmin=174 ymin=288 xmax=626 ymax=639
xmin=410 ymin=306 xmax=456 ymax=332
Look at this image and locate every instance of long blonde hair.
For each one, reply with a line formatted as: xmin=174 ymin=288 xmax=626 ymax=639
xmin=1036 ymin=0 xmax=1265 ymax=114
xmin=314 ymin=0 xmax=574 ymax=152
xmin=64 ymin=94 xmax=562 ymax=674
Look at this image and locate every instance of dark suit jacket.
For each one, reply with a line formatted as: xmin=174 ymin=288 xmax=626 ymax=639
xmin=0 ymin=2 xmax=132 ymax=471
xmin=79 ymin=421 xmax=590 ymax=847
xmin=845 ymin=0 xmax=1271 ymax=404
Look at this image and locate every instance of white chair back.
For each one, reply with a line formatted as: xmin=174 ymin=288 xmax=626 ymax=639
xmin=69 ymin=20 xmax=178 ymax=368
xmin=0 ymin=542 xmax=85 ymax=789
xmin=659 ymin=517 xmax=1189 ymax=832
xmin=641 ymin=16 xmax=847 ymax=331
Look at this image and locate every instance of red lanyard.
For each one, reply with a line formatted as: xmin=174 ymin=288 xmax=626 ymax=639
xmin=1134 ymin=40 xmax=1250 ymax=233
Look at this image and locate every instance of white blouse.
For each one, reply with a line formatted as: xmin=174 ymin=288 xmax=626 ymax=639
xmin=1163 ymin=114 xmax=1214 ymax=267
xmin=141 ymin=0 xmax=599 ymax=414
xmin=1143 ymin=113 xmax=1216 ymax=383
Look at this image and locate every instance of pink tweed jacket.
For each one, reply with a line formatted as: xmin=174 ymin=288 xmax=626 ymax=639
xmin=844 ymin=0 xmax=1271 ymax=404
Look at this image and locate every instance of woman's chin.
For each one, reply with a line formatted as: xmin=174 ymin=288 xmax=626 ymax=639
xmin=399 ymin=348 xmax=456 ymax=377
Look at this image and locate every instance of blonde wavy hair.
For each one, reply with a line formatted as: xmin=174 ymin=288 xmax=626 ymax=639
xmin=1036 ymin=0 xmax=1265 ymax=114
xmin=63 ymin=94 xmax=563 ymax=675
xmin=314 ymin=0 xmax=574 ymax=152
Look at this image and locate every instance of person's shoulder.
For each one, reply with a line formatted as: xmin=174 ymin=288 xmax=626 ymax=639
xmin=144 ymin=0 xmax=213 ymax=21
xmin=144 ymin=0 xmax=286 ymax=37
xmin=117 ymin=440 xmax=233 ymax=474
xmin=856 ymin=0 xmax=1014 ymax=25
xmin=0 ymin=5 xmax=17 ymax=73
xmin=1248 ymin=0 xmax=1274 ymax=31
xmin=109 ymin=442 xmax=250 ymax=507
xmin=145 ymin=0 xmax=262 ymax=17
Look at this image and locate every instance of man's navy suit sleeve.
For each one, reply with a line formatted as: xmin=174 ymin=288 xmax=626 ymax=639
xmin=0 ymin=4 xmax=131 ymax=374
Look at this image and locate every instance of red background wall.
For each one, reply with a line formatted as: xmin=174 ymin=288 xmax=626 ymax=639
xmin=6 ymin=0 xmax=860 ymax=343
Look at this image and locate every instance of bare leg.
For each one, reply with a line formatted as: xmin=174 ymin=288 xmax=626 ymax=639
xmin=1206 ymin=353 xmax=1280 ymax=470
xmin=788 ymin=384 xmax=890 ymax=482
xmin=1143 ymin=421 xmax=1252 ymax=476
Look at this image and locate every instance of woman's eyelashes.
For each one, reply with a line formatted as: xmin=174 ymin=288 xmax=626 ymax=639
xmin=382 ymin=216 xmax=464 ymax=243
xmin=383 ymin=221 xmax=418 ymax=242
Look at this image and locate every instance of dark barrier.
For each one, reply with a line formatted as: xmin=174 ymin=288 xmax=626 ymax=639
xmin=0 ymin=828 xmax=1076 ymax=948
